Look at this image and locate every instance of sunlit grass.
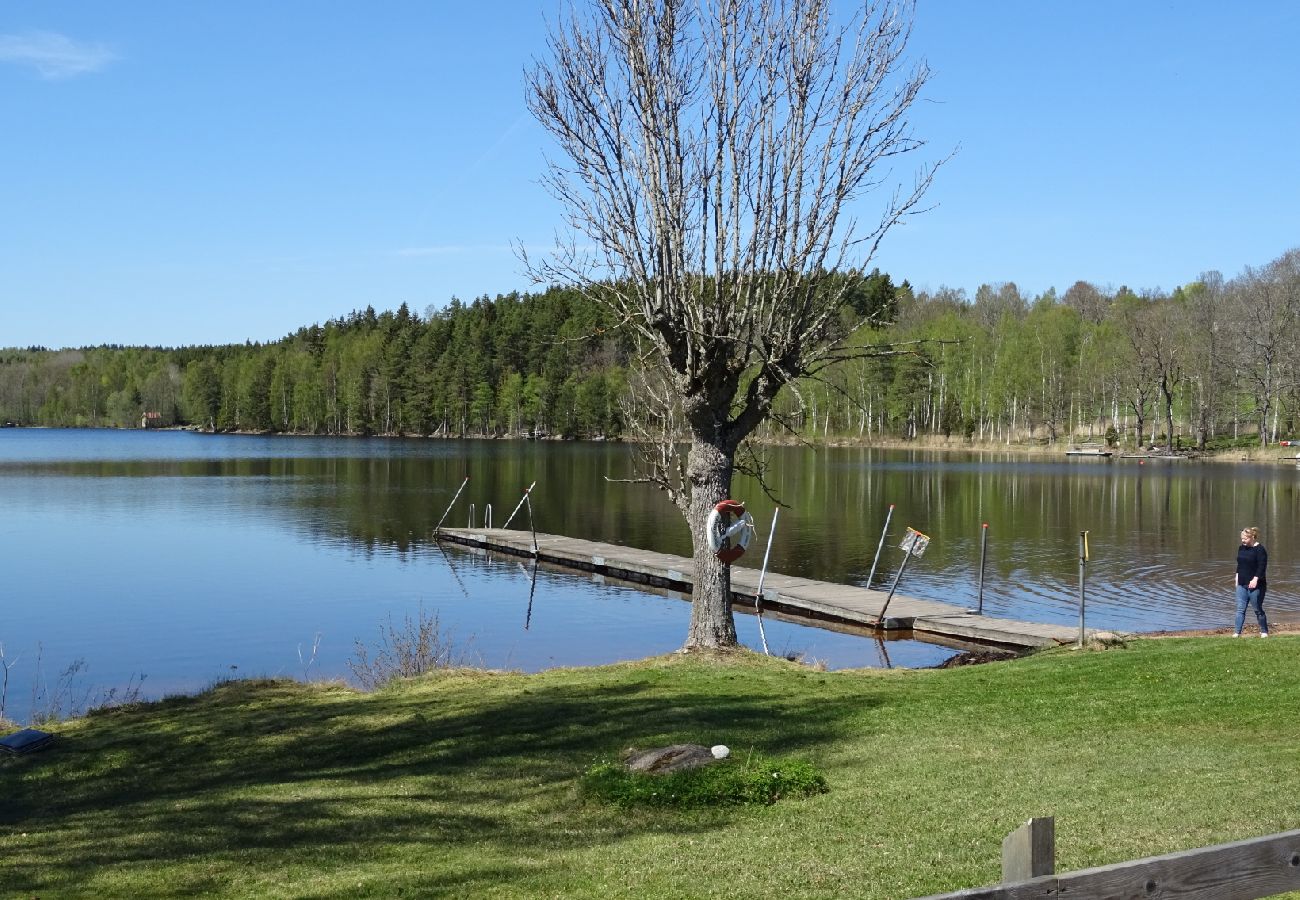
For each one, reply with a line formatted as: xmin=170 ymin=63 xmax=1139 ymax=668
xmin=2 ymin=638 xmax=1298 ymax=898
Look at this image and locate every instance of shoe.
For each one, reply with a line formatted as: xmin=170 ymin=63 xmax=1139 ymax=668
xmin=1261 ymin=632 xmax=1269 ymax=638
xmin=1233 ymin=632 xmax=1241 ymax=638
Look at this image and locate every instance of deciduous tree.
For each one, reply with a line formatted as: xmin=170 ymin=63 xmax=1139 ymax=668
xmin=526 ymin=0 xmax=940 ymax=648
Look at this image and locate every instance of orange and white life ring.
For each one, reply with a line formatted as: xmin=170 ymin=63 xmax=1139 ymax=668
xmin=705 ymin=499 xmax=755 ymax=563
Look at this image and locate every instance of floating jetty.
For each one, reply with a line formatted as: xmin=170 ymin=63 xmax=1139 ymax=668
xmin=437 ymin=528 xmax=1089 ymax=651
xmin=1064 ymin=443 xmax=1112 ymax=457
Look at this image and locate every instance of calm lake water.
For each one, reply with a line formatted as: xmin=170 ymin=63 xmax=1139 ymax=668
xmin=3 ymin=429 xmax=1297 ymax=724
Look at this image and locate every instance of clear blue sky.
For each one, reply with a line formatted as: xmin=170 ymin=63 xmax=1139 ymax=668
xmin=3 ymin=1 xmax=1297 ymax=349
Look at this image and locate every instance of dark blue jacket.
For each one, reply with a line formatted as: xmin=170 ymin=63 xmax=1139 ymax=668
xmin=1237 ymin=543 xmax=1268 ymax=588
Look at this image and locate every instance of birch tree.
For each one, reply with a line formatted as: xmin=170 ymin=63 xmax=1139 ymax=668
xmin=525 ymin=0 xmax=939 ymax=648
xmin=1180 ymin=273 xmax=1230 ymax=450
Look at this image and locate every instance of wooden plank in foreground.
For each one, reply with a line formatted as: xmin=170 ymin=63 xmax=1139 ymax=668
xmin=437 ymin=528 xmax=1083 ymax=650
xmin=915 ymin=828 xmax=1300 ymax=900
xmin=1001 ymin=817 xmax=1055 ymax=883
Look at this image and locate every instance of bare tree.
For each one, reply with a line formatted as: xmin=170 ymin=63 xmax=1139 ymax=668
xmin=1229 ymin=251 xmax=1300 ymax=446
xmin=972 ymin=282 xmax=1027 ymax=332
xmin=525 ymin=0 xmax=940 ymax=649
xmin=1062 ymin=280 xmax=1109 ymax=326
xmin=1110 ymin=294 xmax=1160 ymax=448
xmin=1142 ymin=292 xmax=1185 ymax=452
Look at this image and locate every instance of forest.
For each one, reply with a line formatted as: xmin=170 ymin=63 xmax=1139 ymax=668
xmin=1 ymin=248 xmax=1297 ymax=450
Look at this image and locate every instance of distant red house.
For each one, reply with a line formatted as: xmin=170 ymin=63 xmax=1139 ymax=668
xmin=141 ymin=411 xmax=163 ymax=429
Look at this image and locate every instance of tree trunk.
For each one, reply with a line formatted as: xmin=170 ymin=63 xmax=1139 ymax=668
xmin=1161 ymin=375 xmax=1175 ymax=452
xmin=526 ymin=0 xmax=937 ymax=650
xmin=683 ymin=438 xmax=738 ymax=650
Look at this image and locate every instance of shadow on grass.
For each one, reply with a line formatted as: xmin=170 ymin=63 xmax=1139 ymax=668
xmin=1 ymin=658 xmax=879 ymax=895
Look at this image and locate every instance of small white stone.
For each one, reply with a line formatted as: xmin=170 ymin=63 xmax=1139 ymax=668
xmin=711 ymin=744 xmax=730 ymax=759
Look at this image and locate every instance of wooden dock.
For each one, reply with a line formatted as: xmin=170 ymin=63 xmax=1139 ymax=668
xmin=437 ymin=528 xmax=1088 ymax=650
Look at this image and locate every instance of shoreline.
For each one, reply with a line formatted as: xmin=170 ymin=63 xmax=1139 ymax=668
xmin=5 ymin=423 xmax=1287 ymax=463
xmin=1144 ymin=622 xmax=1297 ymax=638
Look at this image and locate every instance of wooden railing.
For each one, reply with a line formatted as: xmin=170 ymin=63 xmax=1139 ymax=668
xmin=916 ymin=817 xmax=1300 ymax=899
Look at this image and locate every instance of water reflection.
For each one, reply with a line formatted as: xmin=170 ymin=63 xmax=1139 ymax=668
xmin=2 ymin=429 xmax=1298 ymax=723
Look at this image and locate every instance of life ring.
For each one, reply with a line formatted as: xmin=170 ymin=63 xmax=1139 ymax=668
xmin=705 ymin=499 xmax=754 ymax=563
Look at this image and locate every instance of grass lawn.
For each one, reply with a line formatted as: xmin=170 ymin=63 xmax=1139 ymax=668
xmin=2 ymin=636 xmax=1298 ymax=898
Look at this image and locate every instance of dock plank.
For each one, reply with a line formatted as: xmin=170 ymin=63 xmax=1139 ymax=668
xmin=438 ymin=528 xmax=1086 ymax=650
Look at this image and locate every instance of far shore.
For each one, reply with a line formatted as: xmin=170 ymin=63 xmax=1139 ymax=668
xmin=7 ymin=422 xmax=1289 ymax=464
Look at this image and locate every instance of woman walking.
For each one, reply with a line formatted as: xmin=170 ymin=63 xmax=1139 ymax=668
xmin=1234 ymin=526 xmax=1269 ymax=637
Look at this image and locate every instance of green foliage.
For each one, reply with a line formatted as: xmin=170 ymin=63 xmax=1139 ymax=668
xmin=1203 ymin=433 xmax=1264 ymax=451
xmin=0 ymin=287 xmax=630 ymax=438
xmin=581 ymin=753 xmax=828 ymax=808
xmin=842 ymin=268 xmax=901 ymax=324
xmin=4 ymin=249 xmax=1299 ymax=447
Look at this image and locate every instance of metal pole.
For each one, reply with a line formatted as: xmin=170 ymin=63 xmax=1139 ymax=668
xmin=1078 ymin=530 xmax=1089 ymax=648
xmin=434 ymin=475 xmax=470 ymax=534
xmin=877 ymin=550 xmax=912 ymax=626
xmin=753 ymin=508 xmax=780 ymax=656
xmin=969 ymin=522 xmax=989 ymax=615
xmin=503 ymin=481 xmax=536 ymax=529
xmin=526 ymin=493 xmax=538 ymax=556
xmin=522 ymin=560 xmax=539 ymax=630
xmin=867 ymin=503 xmax=895 ymax=587
xmin=875 ymin=635 xmax=894 ymax=669
xmin=435 ymin=541 xmax=470 ymax=600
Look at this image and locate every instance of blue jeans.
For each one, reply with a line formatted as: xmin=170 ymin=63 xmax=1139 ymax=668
xmin=1235 ymin=583 xmax=1269 ymax=634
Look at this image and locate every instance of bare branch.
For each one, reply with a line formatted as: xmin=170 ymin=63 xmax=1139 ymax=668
xmin=525 ymin=0 xmax=940 ymax=649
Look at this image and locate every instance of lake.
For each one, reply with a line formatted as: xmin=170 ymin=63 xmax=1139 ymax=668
xmin=2 ymin=429 xmax=1296 ymax=724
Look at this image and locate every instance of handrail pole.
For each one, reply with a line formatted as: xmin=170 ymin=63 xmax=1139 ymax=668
xmin=877 ymin=550 xmax=912 ymax=625
xmin=526 ymin=493 xmax=538 ymax=556
xmin=969 ymin=522 xmax=989 ymax=614
xmin=867 ymin=503 xmax=895 ymax=587
xmin=434 ymin=475 xmax=470 ymax=535
xmin=1078 ymin=531 xmax=1089 ymax=647
xmin=503 ymin=481 xmax=537 ymax=529
xmin=753 ymin=508 xmax=780 ymax=656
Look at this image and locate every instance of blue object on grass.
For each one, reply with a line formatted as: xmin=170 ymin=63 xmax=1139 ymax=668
xmin=0 ymin=728 xmax=55 ymax=754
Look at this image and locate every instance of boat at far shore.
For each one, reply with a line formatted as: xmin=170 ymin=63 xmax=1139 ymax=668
xmin=1065 ymin=443 xmax=1113 ymax=457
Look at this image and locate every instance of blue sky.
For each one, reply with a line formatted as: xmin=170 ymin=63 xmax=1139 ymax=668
xmin=2 ymin=1 xmax=1297 ymax=349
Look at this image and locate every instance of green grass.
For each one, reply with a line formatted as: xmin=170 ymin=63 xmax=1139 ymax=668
xmin=2 ymin=638 xmax=1299 ymax=898
xmin=581 ymin=752 xmax=826 ymax=808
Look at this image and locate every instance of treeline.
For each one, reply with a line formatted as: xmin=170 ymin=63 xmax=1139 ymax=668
xmin=768 ymin=248 xmax=1300 ymax=450
xmin=2 ymin=250 xmax=1298 ymax=448
xmin=0 ymin=288 xmax=634 ymax=438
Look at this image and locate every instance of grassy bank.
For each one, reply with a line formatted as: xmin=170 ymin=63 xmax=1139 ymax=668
xmin=3 ymin=638 xmax=1298 ymax=898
